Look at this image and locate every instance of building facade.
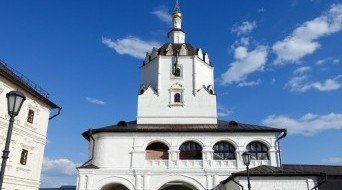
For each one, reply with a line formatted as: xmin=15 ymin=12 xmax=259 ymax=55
xmin=0 ymin=61 xmax=60 ymax=190
xmin=76 ymin=2 xmax=294 ymax=190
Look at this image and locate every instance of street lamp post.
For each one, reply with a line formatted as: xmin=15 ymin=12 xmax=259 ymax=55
xmin=242 ymin=151 xmax=252 ymax=190
xmin=0 ymin=90 xmax=26 ymax=189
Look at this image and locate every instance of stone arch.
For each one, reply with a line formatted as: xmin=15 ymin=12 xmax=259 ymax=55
xmin=93 ymin=176 xmax=134 ymax=190
xmin=245 ymin=140 xmax=270 ymax=160
xmin=100 ymin=183 xmax=129 ymax=190
xmin=146 ymin=141 xmax=170 ymax=160
xmin=143 ymin=139 xmax=171 ymax=150
xmin=210 ymin=138 xmax=238 ymax=149
xmin=244 ymin=138 xmax=272 ymax=150
xmin=179 ymin=138 xmax=204 ymax=148
xmin=179 ymin=141 xmax=203 ymax=160
xmin=152 ymin=175 xmax=205 ymax=190
xmin=212 ymin=141 xmax=236 ymax=160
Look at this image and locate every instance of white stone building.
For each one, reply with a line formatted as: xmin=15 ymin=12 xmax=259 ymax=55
xmin=0 ymin=61 xmax=61 ymax=189
xmin=77 ymin=2 xmax=324 ymax=190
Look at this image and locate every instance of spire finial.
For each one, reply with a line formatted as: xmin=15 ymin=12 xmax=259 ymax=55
xmin=172 ymin=0 xmax=182 ymax=19
xmin=174 ymin=0 xmax=180 ymax=13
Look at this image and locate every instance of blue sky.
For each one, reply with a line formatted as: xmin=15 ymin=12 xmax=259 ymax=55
xmin=1 ymin=0 xmax=342 ymax=187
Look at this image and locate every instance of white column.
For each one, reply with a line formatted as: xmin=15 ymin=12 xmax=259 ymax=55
xmin=206 ymin=175 xmax=213 ymax=189
xmin=135 ymin=174 xmax=143 ymax=190
xmin=143 ymin=175 xmax=150 ymax=190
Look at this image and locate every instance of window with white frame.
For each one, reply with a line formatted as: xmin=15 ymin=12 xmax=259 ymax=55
xmin=179 ymin=141 xmax=202 ymax=160
xmin=246 ymin=141 xmax=269 ymax=160
xmin=171 ymin=65 xmax=183 ymax=79
xmin=20 ymin=149 xmax=28 ymax=165
xmin=213 ymin=141 xmax=236 ymax=160
xmin=169 ymin=83 xmax=184 ymax=106
xmin=27 ymin=109 xmax=34 ymax=124
xmin=174 ymin=93 xmax=181 ymax=103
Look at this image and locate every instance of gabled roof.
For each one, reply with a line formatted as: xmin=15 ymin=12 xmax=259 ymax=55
xmin=0 ymin=60 xmax=60 ymax=109
xmin=283 ymin=164 xmax=342 ymax=176
xmin=221 ymin=165 xmax=324 ymax=184
xmin=82 ymin=120 xmax=285 ymax=141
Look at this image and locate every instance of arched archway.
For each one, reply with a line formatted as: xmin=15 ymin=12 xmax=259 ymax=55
xmin=93 ymin=176 xmax=134 ymax=190
xmin=100 ymin=183 xmax=129 ymax=190
xmin=159 ymin=181 xmax=197 ymax=190
xmin=146 ymin=142 xmax=169 ymax=160
xmin=179 ymin=141 xmax=202 ymax=160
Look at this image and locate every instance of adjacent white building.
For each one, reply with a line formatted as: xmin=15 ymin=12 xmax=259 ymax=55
xmin=77 ymin=2 xmax=323 ymax=190
xmin=0 ymin=61 xmax=60 ymax=190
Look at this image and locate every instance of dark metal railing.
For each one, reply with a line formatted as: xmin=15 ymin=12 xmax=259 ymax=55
xmin=0 ymin=59 xmax=49 ymax=99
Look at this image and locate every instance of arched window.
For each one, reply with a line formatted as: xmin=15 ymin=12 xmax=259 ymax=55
xmin=213 ymin=141 xmax=236 ymax=160
xmin=179 ymin=141 xmax=202 ymax=160
xmin=246 ymin=141 xmax=269 ymax=160
xmin=174 ymin=93 xmax=181 ymax=103
xmin=174 ymin=67 xmax=181 ymax=77
xmin=145 ymin=142 xmax=169 ymax=160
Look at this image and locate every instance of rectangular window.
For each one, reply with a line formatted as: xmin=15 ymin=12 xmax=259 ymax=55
xmin=27 ymin=109 xmax=34 ymax=123
xmin=20 ymin=149 xmax=28 ymax=165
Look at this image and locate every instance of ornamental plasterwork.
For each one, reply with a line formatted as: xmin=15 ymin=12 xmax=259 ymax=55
xmin=28 ymin=100 xmax=40 ymax=116
xmin=170 ymin=82 xmax=184 ymax=90
xmin=20 ymin=142 xmax=35 ymax=151
xmin=166 ymin=44 xmax=174 ymax=55
xmin=179 ymin=44 xmax=187 ymax=55
xmin=151 ymin=47 xmax=158 ymax=59
xmin=16 ymin=166 xmax=31 ymax=173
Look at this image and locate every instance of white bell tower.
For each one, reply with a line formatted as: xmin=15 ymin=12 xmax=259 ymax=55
xmin=137 ymin=0 xmax=217 ymax=125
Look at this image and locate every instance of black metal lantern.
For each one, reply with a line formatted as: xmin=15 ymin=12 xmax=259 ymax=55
xmin=242 ymin=151 xmax=251 ymax=166
xmin=0 ymin=90 xmax=26 ymax=189
xmin=6 ymin=90 xmax=26 ymax=117
xmin=242 ymin=151 xmax=252 ymax=190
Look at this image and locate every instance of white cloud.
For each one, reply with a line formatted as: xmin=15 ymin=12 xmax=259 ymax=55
xmin=234 ymin=46 xmax=248 ymax=59
xmin=86 ymin=97 xmax=106 ymax=105
xmin=286 ymin=75 xmax=342 ymax=92
xmin=322 ymin=157 xmax=342 ymax=165
xmin=220 ymin=46 xmax=268 ymax=85
xmin=273 ymin=4 xmax=342 ymax=64
xmin=237 ymin=79 xmax=262 ymax=87
xmin=311 ymin=79 xmax=341 ymax=91
xmin=262 ymin=112 xmax=342 ymax=135
xmin=40 ymin=157 xmax=79 ymax=187
xmin=316 ymin=57 xmax=340 ymax=65
xmin=217 ymin=105 xmax=232 ymax=117
xmin=293 ymin=66 xmax=311 ymax=75
xmin=151 ymin=6 xmax=171 ymax=24
xmin=286 ymin=66 xmax=342 ymax=92
xmin=232 ymin=21 xmax=257 ymax=35
xmin=102 ymin=36 xmax=161 ymax=59
xmin=42 ymin=157 xmax=78 ymax=176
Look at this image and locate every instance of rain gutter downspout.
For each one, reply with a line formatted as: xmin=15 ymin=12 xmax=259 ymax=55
xmin=49 ymin=107 xmax=62 ymax=120
xmin=81 ymin=129 xmax=95 ymax=166
xmin=277 ymin=129 xmax=287 ymax=167
xmin=232 ymin=174 xmax=244 ymax=190
xmin=313 ymin=173 xmax=327 ymax=190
